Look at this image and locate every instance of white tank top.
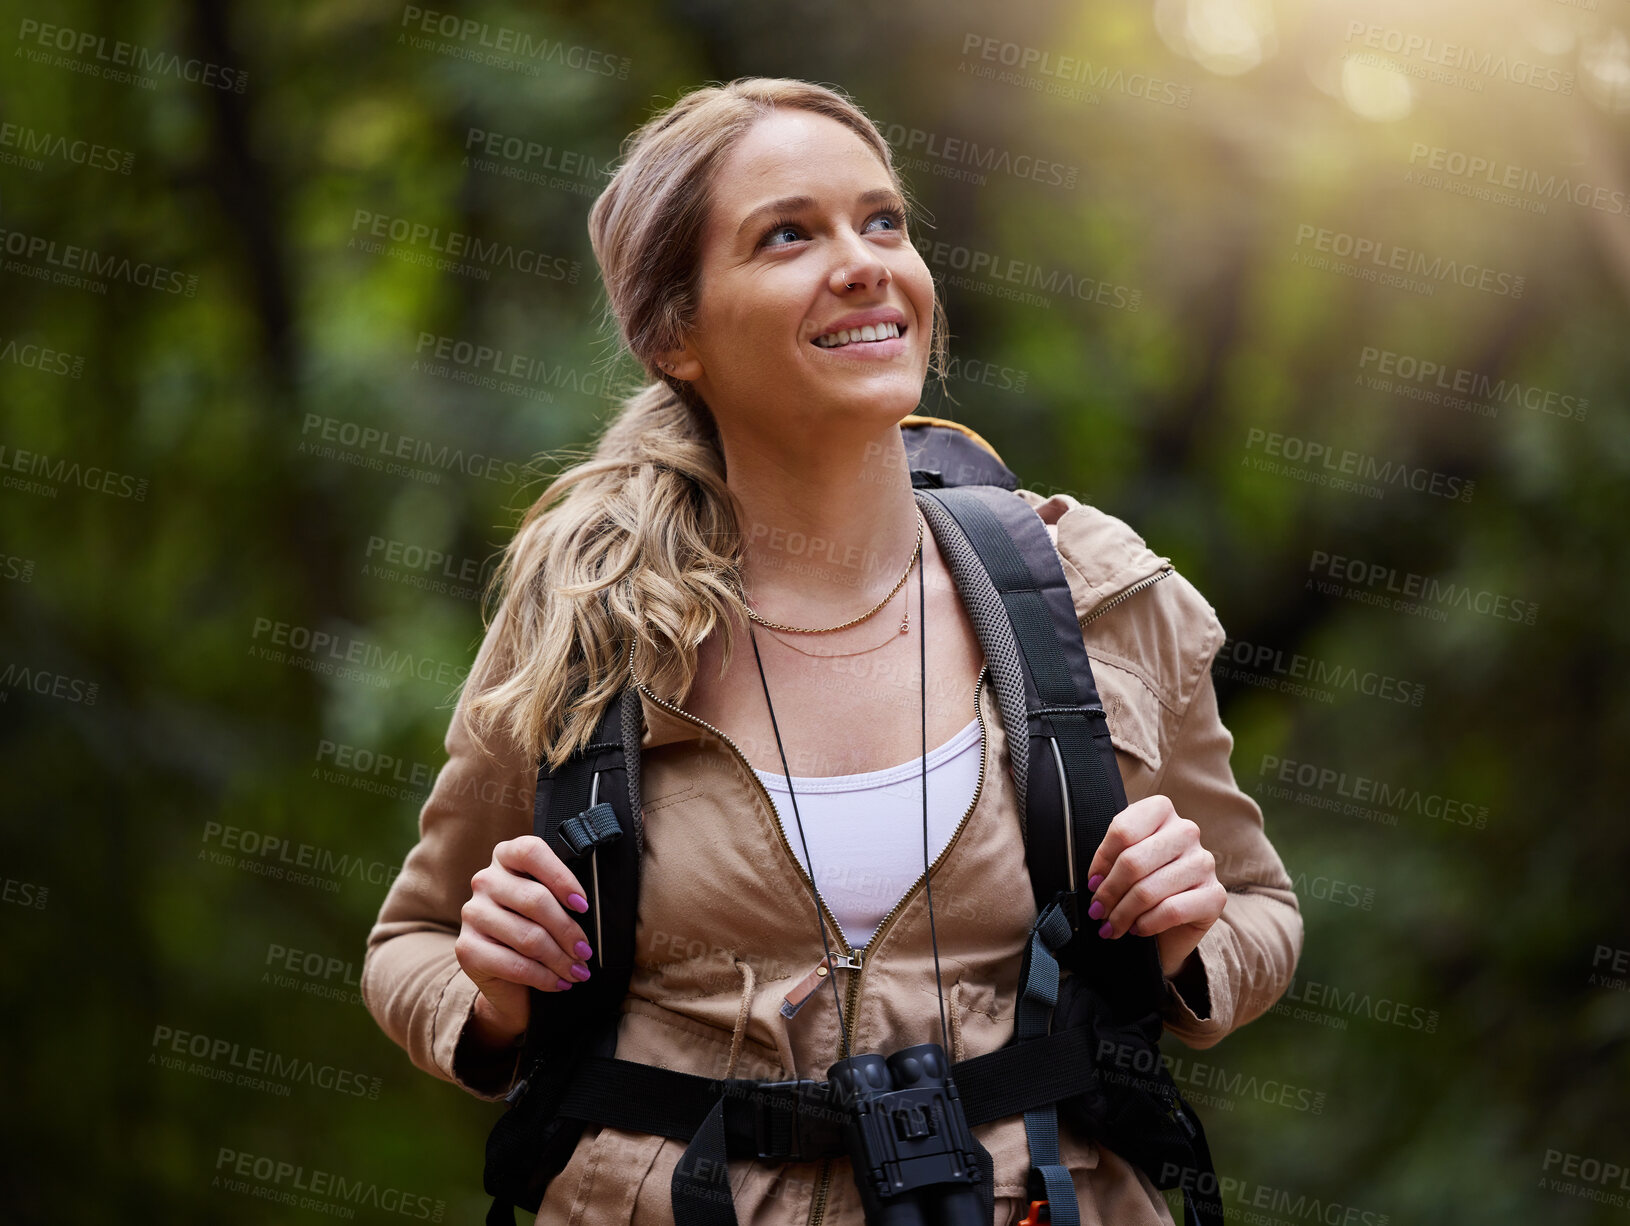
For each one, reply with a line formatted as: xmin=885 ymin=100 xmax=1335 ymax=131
xmin=752 ymin=715 xmax=983 ymax=949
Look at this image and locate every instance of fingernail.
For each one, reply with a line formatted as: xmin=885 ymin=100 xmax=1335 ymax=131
xmin=1087 ymin=899 xmax=1105 ymax=921
xmin=574 ymin=941 xmax=593 ymax=960
xmin=1098 ymin=920 xmax=1114 ymax=940
xmin=566 ymin=893 xmax=589 ymax=913
xmin=556 ymin=978 xmax=574 ymax=990
xmin=570 ymin=962 xmax=592 ymax=981
xmin=1087 ymin=874 xmax=1104 ymax=892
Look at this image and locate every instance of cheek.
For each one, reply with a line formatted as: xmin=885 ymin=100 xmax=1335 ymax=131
xmin=896 ymin=252 xmax=937 ymax=329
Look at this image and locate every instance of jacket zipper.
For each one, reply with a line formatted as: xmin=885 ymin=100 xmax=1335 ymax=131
xmin=1079 ymin=564 xmax=1173 ymax=626
xmin=629 ymin=645 xmax=991 ymax=1226
xmin=807 ymin=664 xmax=990 ymax=1226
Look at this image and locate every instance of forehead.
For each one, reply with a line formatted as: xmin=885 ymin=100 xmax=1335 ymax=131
xmin=706 ymin=110 xmax=892 ymax=226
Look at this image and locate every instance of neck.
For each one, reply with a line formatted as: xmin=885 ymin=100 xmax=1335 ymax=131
xmin=723 ymin=420 xmax=921 ymax=627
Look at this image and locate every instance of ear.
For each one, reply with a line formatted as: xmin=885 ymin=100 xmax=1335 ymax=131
xmin=655 ymin=340 xmax=704 ymax=383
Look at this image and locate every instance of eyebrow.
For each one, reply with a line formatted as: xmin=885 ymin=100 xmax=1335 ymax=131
xmin=735 ymin=188 xmax=906 ymax=240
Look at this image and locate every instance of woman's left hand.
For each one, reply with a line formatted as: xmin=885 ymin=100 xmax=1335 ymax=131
xmin=1082 ymin=794 xmax=1228 ymax=979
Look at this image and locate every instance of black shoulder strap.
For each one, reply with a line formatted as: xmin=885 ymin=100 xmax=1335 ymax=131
xmin=482 ymin=692 xmax=641 ymax=1224
xmin=917 ymin=484 xmax=1167 ymax=1022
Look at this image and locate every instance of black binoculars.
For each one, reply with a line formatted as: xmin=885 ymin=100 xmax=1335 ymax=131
xmin=826 ymin=1042 xmax=986 ymax=1226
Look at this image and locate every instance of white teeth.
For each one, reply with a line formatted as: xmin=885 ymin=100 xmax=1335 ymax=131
xmin=814 ymin=321 xmax=901 ymax=348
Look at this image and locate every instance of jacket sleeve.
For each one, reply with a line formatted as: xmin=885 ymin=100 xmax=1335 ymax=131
xmin=1148 ymin=630 xmax=1304 ymax=1048
xmin=359 ymin=609 xmax=540 ymax=1101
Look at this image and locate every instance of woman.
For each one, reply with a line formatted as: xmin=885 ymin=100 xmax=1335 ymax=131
xmin=361 ymin=77 xmax=1303 ymax=1225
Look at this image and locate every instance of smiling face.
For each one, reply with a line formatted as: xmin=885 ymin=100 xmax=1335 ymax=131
xmin=661 ymin=109 xmax=936 ymax=448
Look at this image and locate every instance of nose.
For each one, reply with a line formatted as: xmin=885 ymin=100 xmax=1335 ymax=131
xmin=828 ymin=230 xmax=889 ymax=294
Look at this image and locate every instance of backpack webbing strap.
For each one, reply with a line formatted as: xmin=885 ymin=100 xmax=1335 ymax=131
xmin=1015 ymin=899 xmax=1080 ymax=1226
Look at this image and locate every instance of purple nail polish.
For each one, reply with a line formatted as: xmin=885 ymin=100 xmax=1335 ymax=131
xmin=574 ymin=941 xmax=593 ymax=960
xmin=566 ymin=893 xmax=589 ymax=913
xmin=1087 ymin=874 xmax=1104 ymax=892
xmin=570 ymin=962 xmax=592 ymax=981
xmin=1087 ymin=899 xmax=1105 ymax=921
xmin=556 ymin=978 xmax=573 ymax=990
xmin=1098 ymin=920 xmax=1114 ymax=940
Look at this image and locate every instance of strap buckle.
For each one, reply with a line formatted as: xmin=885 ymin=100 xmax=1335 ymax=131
xmin=559 ymin=801 xmax=621 ymax=857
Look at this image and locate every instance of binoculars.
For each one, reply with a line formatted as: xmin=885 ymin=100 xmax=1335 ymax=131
xmin=826 ymin=1042 xmax=986 ymax=1226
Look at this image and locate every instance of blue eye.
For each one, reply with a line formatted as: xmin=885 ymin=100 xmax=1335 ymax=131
xmin=759 ymin=205 xmax=909 ymax=249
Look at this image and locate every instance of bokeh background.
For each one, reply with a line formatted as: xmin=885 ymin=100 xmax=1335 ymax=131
xmin=4 ymin=0 xmax=1629 ymax=1221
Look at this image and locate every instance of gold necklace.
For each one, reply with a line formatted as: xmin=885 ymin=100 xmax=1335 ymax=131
xmin=758 ymin=598 xmax=909 ymax=657
xmin=744 ymin=511 xmax=923 ymax=635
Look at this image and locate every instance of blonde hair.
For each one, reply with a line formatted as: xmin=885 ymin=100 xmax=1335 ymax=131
xmin=463 ymin=76 xmax=951 ymax=772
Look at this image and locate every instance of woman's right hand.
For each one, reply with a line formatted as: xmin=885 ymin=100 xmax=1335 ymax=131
xmin=455 ymin=835 xmax=595 ymax=1047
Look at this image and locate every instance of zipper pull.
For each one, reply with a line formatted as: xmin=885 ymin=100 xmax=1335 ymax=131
xmin=781 ymin=955 xmax=834 ymax=1019
xmin=780 ymin=951 xmax=862 ymax=1019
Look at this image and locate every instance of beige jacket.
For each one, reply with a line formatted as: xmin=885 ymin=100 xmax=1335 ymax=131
xmin=362 ymin=482 xmax=1304 ymax=1226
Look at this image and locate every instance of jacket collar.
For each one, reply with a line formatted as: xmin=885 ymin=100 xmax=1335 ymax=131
xmin=1021 ymin=490 xmax=1172 ymax=615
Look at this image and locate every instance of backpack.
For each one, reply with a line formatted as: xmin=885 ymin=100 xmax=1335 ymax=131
xmin=479 ymin=416 xmax=1224 ymax=1226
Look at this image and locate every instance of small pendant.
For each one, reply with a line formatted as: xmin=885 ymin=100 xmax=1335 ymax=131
xmin=899 ymin=615 xmax=909 ymax=634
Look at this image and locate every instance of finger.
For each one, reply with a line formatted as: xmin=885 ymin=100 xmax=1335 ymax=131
xmin=1098 ymin=854 xmax=1214 ymax=939
xmin=1119 ymin=880 xmax=1229 ymax=940
xmin=1087 ymin=818 xmax=1193 ymax=929
xmin=456 ymin=924 xmax=574 ymax=993
xmin=483 ymin=868 xmax=594 ymax=976
xmin=496 ymin=835 xmax=590 ymax=915
xmin=1084 ymin=795 xmax=1176 ymax=893
xmin=465 ymin=892 xmax=588 ymax=985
